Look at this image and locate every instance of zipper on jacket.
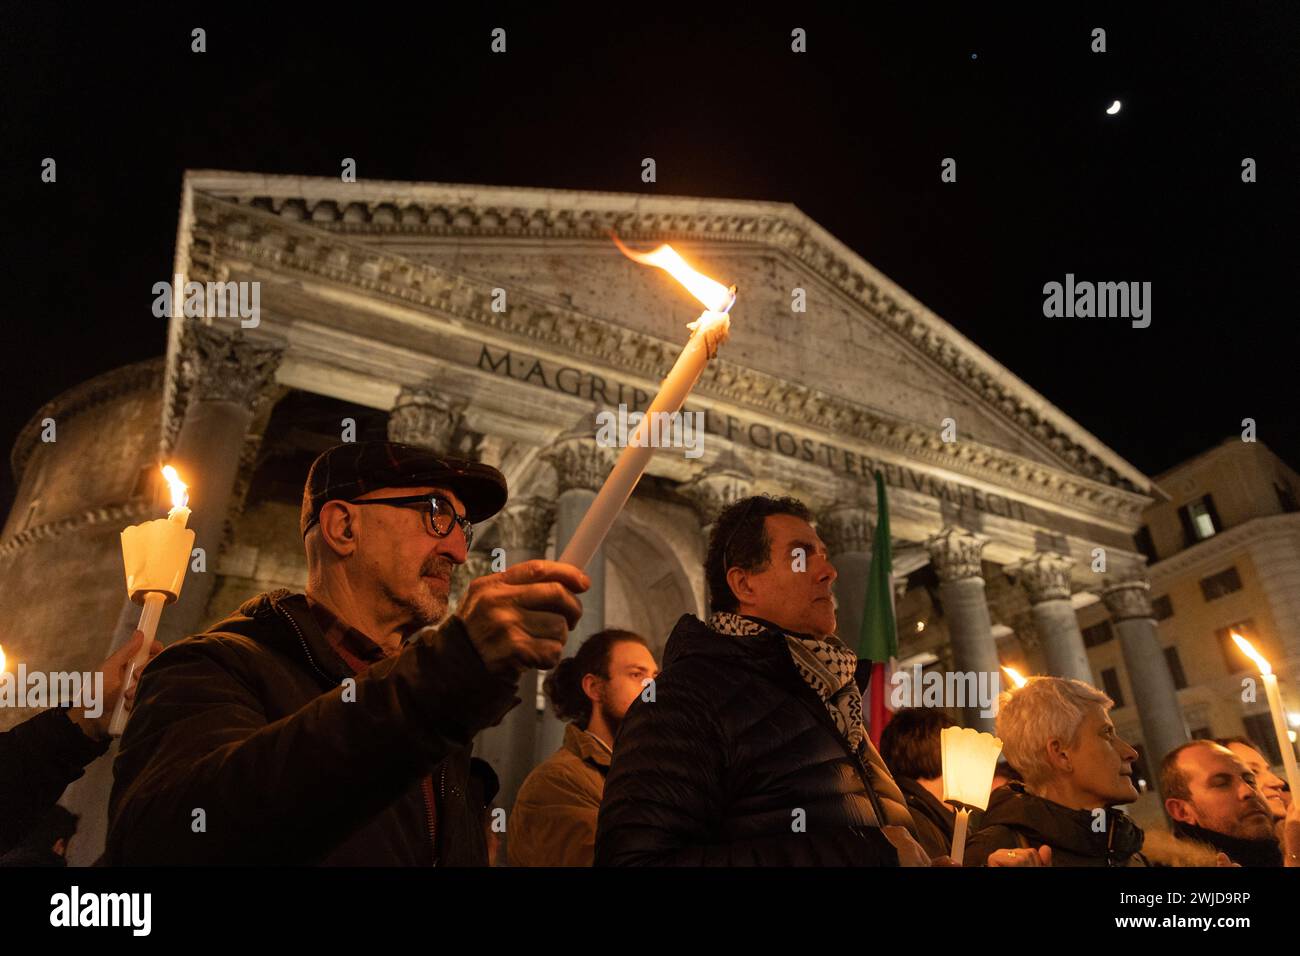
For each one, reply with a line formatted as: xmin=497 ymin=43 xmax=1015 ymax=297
xmin=426 ymin=770 xmax=447 ymax=868
xmin=272 ymin=601 xmax=335 ymax=687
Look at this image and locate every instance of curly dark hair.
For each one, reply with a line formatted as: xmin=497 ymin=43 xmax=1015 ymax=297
xmin=542 ymin=628 xmax=649 ymax=726
xmin=705 ymin=495 xmax=814 ymax=614
xmin=879 ymin=707 xmax=957 ymax=780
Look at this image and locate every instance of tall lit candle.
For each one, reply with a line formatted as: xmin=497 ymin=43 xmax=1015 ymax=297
xmin=109 ymin=465 xmax=195 ymax=737
xmin=558 ymin=239 xmax=735 ymax=570
xmin=1232 ymin=632 xmax=1300 ymax=795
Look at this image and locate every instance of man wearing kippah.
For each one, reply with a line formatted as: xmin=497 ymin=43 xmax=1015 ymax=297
xmin=106 ymin=441 xmax=590 ymax=865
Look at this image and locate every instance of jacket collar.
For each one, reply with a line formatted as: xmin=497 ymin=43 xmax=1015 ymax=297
xmin=1171 ymin=820 xmax=1283 ymax=867
xmin=981 ymin=783 xmax=1145 ymax=862
xmin=235 ymin=589 xmax=356 ymax=687
xmin=563 ymin=722 xmax=612 ymax=769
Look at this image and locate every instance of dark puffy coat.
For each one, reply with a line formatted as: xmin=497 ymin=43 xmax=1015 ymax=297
xmin=105 ymin=589 xmax=519 ymax=865
xmin=595 ymin=614 xmax=912 ymax=866
xmin=0 ymin=708 xmax=108 ymax=856
xmin=964 ymin=782 xmax=1147 ymax=867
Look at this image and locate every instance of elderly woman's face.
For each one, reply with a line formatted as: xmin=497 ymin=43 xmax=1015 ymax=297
xmin=1067 ymin=703 xmax=1140 ymax=804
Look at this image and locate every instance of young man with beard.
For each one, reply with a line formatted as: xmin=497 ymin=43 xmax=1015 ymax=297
xmin=1144 ymin=740 xmax=1298 ymax=867
xmin=966 ymin=676 xmax=1148 ymax=867
xmin=1216 ymin=736 xmax=1292 ymax=842
xmin=508 ymin=628 xmax=658 ymax=866
xmin=106 ymin=441 xmax=589 ymax=865
xmin=595 ymin=495 xmax=932 ymax=866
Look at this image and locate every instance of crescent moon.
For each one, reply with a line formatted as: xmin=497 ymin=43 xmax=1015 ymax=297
xmin=1106 ymin=100 xmax=1122 ymax=115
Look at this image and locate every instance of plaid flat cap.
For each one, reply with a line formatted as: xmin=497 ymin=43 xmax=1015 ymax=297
xmin=301 ymin=441 xmax=508 ymax=536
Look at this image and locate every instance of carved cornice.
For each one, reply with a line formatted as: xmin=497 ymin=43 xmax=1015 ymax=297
xmin=491 ymin=496 xmax=555 ymax=554
xmin=186 ymin=190 xmax=1154 ymax=525
xmin=1011 ymin=550 xmax=1076 ymax=604
xmin=926 ymin=525 xmax=989 ymax=583
xmin=0 ymin=500 xmax=154 ymax=559
xmin=817 ymin=504 xmax=873 ymax=556
xmin=11 ymin=359 xmax=165 ymax=484
xmin=1100 ymin=574 xmax=1154 ymax=622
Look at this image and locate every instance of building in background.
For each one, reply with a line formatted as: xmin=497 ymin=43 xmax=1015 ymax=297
xmin=4 ymin=171 xmax=1190 ymax=861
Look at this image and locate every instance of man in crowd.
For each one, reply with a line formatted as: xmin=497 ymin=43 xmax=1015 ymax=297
xmin=965 ymin=676 xmax=1147 ymax=867
xmin=509 ymin=628 xmax=657 ymax=866
xmin=596 ymin=495 xmax=931 ymax=866
xmin=0 ymin=629 xmax=159 ymax=860
xmin=106 ymin=441 xmax=589 ymax=865
xmin=880 ymin=707 xmax=960 ymax=858
xmin=1144 ymin=740 xmax=1294 ymax=867
xmin=1216 ymin=735 xmax=1292 ymax=841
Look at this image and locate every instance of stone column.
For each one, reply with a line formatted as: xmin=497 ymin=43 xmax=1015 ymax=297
xmin=1013 ymin=551 xmax=1093 ymax=684
xmin=679 ymin=455 xmax=754 ymax=616
xmin=1102 ymin=573 xmax=1189 ymax=786
xmin=817 ymin=503 xmax=874 ymax=651
xmin=926 ymin=525 xmax=998 ymax=732
xmin=534 ymin=431 xmax=615 ymax=759
xmin=470 ymin=497 xmax=555 ymax=811
xmin=155 ymin=323 xmax=283 ymax=646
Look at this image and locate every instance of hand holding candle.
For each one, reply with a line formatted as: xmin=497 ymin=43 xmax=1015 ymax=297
xmin=108 ymin=465 xmax=195 ymax=737
xmin=558 ymin=237 xmax=736 ymax=570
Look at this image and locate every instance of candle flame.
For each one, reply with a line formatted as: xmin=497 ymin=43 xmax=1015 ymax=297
xmin=161 ymin=465 xmax=189 ymax=511
xmin=0 ymin=644 xmax=6 ymax=674
xmin=1002 ymin=665 xmax=1028 ymax=689
xmin=612 ymin=234 xmax=735 ymax=313
xmin=1231 ymin=632 xmax=1271 ymax=675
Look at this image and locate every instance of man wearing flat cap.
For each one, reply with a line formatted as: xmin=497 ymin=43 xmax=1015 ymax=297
xmin=106 ymin=441 xmax=589 ymax=865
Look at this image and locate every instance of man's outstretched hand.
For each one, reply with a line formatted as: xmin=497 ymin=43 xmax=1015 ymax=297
xmin=456 ymin=560 xmax=590 ymax=676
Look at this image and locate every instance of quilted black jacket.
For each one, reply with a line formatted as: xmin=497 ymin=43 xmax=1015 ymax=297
xmin=105 ymin=589 xmax=518 ymax=865
xmin=595 ymin=613 xmax=910 ymax=866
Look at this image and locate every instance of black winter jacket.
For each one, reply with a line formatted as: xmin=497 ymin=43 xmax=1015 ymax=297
xmin=595 ymin=613 xmax=910 ymax=866
xmin=105 ymin=589 xmax=519 ymax=865
xmin=963 ymin=783 xmax=1147 ymax=867
xmin=0 ymin=708 xmax=109 ymax=856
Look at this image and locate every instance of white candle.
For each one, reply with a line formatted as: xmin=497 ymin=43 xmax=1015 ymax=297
xmin=109 ymin=466 xmax=195 ymax=737
xmin=558 ymin=239 xmax=735 ymax=570
xmin=1232 ymin=633 xmax=1300 ymax=795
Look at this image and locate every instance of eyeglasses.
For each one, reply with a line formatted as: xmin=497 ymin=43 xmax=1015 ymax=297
xmin=347 ymin=493 xmax=473 ymax=547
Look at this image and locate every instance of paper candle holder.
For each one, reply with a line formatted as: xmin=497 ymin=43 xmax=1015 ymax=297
xmin=940 ymin=725 xmax=1004 ymax=811
xmin=121 ymin=518 xmax=195 ymax=603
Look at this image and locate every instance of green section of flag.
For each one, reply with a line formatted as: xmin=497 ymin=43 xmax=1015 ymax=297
xmin=858 ymin=471 xmax=897 ymax=662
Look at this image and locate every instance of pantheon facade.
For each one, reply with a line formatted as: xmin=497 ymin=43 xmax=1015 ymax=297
xmin=1 ymin=172 xmax=1189 ymax=862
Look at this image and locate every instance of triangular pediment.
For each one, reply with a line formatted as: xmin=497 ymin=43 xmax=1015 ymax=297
xmin=180 ymin=171 xmax=1154 ymax=499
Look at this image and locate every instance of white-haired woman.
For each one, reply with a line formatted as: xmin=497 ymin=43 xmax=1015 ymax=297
xmin=965 ymin=676 xmax=1147 ymax=867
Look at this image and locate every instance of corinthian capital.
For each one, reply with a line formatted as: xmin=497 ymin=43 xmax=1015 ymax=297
xmin=493 ymin=496 xmax=555 ymax=554
xmin=1012 ymin=551 xmax=1076 ymax=604
xmin=1100 ymin=573 xmax=1153 ymax=622
xmin=179 ymin=321 xmax=284 ymax=407
xmin=387 ymin=386 xmax=468 ymax=455
xmin=816 ymin=504 xmax=873 ymax=557
xmin=925 ymin=525 xmax=989 ymax=583
xmin=680 ymin=454 xmax=755 ymax=526
xmin=542 ymin=433 xmax=616 ymax=494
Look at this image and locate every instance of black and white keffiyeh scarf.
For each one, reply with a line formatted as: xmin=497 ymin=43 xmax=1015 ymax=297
xmin=709 ymin=611 xmax=867 ymax=755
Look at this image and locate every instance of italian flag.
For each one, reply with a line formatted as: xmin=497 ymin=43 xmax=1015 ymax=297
xmin=858 ymin=471 xmax=898 ymax=745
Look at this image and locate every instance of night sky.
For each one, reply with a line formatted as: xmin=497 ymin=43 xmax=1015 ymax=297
xmin=2 ymin=4 xmax=1296 ymax=514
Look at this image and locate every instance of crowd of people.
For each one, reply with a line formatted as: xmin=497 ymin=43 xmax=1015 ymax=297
xmin=1 ymin=439 xmax=1296 ymax=868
